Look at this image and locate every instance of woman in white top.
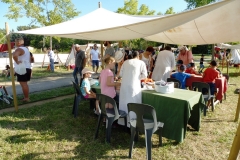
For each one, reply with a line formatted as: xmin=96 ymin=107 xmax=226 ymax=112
xmin=118 ymin=51 xmax=147 ymax=126
xmin=139 ymin=46 xmax=154 ymax=75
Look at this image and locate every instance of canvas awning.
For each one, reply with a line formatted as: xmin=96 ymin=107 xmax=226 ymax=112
xmin=15 ymin=0 xmax=238 ymax=45
xmin=144 ymin=0 xmax=240 ymax=45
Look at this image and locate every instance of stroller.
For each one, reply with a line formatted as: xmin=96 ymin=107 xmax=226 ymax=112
xmin=0 ymin=86 xmax=13 ymax=105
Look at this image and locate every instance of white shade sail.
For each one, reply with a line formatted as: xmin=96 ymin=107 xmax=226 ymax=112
xmin=15 ymin=0 xmax=237 ymax=45
xmin=144 ymin=0 xmax=240 ymax=45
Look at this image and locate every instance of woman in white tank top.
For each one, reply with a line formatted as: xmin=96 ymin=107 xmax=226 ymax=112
xmin=140 ymin=46 xmax=154 ymax=73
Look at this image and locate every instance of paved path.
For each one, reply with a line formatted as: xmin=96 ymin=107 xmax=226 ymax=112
xmin=3 ymin=73 xmax=99 ymax=95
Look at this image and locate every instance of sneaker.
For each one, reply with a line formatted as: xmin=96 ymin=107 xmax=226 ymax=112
xmin=3 ymin=97 xmax=10 ymax=104
xmin=94 ymin=110 xmax=100 ymax=115
xmin=7 ymin=95 xmax=13 ymax=100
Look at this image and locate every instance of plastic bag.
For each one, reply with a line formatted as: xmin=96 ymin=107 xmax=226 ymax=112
xmin=15 ymin=62 xmax=26 ymax=75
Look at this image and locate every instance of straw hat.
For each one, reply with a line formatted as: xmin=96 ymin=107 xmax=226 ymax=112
xmin=115 ymin=50 xmax=125 ymax=63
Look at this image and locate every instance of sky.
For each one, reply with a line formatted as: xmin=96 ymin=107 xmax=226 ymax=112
xmin=0 ymin=0 xmax=188 ymax=31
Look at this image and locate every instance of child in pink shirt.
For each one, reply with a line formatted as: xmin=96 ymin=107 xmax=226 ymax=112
xmin=99 ymin=57 xmax=121 ymax=108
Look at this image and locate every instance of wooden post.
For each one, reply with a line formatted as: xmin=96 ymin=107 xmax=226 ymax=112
xmin=234 ymin=93 xmax=240 ymax=122
xmin=5 ymin=22 xmax=18 ymax=111
xmin=228 ymin=121 xmax=240 ymax=160
xmin=227 ymin=59 xmax=229 ymax=75
xmin=101 ymin=41 xmax=104 ymax=69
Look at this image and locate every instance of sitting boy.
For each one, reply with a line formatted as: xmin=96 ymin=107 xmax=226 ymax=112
xmin=171 ymin=64 xmax=196 ymax=89
xmin=185 ymin=63 xmax=201 ymax=75
xmin=202 ymin=60 xmax=221 ymax=107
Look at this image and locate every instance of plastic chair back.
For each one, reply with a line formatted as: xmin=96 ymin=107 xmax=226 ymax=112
xmin=192 ymin=82 xmax=211 ymax=99
xmin=127 ymin=103 xmax=158 ymax=133
xmin=96 ymin=94 xmax=120 ymax=121
xmin=167 ymin=78 xmax=181 ymax=88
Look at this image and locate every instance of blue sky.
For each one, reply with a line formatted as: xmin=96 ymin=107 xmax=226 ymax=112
xmin=0 ymin=0 xmax=187 ymax=31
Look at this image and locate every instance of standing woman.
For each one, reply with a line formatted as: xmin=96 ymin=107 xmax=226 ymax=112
xmin=139 ymin=46 xmax=154 ymax=76
xmin=177 ymin=46 xmax=193 ymax=65
xmin=118 ymin=51 xmax=147 ymax=125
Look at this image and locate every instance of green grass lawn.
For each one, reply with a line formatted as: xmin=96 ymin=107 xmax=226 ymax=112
xmin=0 ymin=55 xmax=240 ymax=159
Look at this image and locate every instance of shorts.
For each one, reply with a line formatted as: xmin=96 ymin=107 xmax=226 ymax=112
xmin=84 ymin=94 xmax=89 ymax=98
xmin=92 ymin=60 xmax=99 ymax=67
xmin=202 ymin=82 xmax=215 ymax=95
xmin=16 ymin=68 xmax=32 ymax=82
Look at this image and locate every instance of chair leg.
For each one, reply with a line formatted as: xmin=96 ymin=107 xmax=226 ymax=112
xmin=95 ymin=114 xmax=102 ymax=139
xmin=203 ymin=100 xmax=208 ymax=116
xmin=129 ymin=127 xmax=136 ymax=158
xmin=211 ymin=97 xmax=214 ymax=112
xmin=124 ymin=117 xmax=127 ymax=131
xmin=74 ymin=96 xmax=81 ymax=118
xmin=145 ymin=129 xmax=153 ymax=160
xmin=72 ymin=95 xmax=76 ymax=115
xmin=106 ymin=118 xmax=114 ymax=143
xmin=158 ymin=127 xmax=163 ymax=147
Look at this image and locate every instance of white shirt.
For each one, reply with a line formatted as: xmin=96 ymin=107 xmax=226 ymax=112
xmin=15 ymin=47 xmax=31 ymax=69
xmin=90 ymin=49 xmax=99 ymax=60
xmin=152 ymin=50 xmax=175 ymax=82
xmin=48 ymin=50 xmax=55 ymax=59
xmin=118 ymin=59 xmax=147 ymax=126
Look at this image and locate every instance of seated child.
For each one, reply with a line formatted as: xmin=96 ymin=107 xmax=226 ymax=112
xmin=171 ymin=64 xmax=196 ymax=89
xmin=99 ymin=57 xmax=121 ymax=107
xmin=1 ymin=65 xmax=10 ymax=77
xmin=185 ymin=63 xmax=201 ymax=75
xmin=202 ymin=60 xmax=221 ymax=108
xmin=80 ymin=68 xmax=99 ymax=114
xmin=202 ymin=60 xmax=221 ymax=95
xmin=172 ymin=59 xmax=183 ymax=73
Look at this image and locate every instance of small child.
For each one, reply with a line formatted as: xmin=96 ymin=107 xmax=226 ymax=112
xmin=80 ymin=68 xmax=99 ymax=114
xmin=199 ymin=54 xmax=204 ymax=72
xmin=202 ymin=60 xmax=221 ymax=107
xmin=171 ymin=64 xmax=195 ymax=89
xmin=99 ymin=57 xmax=120 ymax=107
xmin=185 ymin=63 xmax=200 ymax=75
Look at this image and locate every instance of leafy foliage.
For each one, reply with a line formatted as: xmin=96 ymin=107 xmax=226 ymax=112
xmin=184 ymin=0 xmax=219 ymax=10
xmin=1 ymin=0 xmax=80 ymax=26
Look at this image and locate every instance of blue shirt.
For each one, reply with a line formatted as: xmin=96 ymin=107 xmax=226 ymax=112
xmin=171 ymin=72 xmax=191 ymax=89
xmin=80 ymin=79 xmax=91 ymax=96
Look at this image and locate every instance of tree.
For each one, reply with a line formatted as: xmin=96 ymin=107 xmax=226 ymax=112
xmin=116 ymin=0 xmax=155 ymax=15
xmin=1 ymin=0 xmax=80 ymax=26
xmin=165 ymin=7 xmax=175 ymax=14
xmin=184 ymin=0 xmax=219 ymax=10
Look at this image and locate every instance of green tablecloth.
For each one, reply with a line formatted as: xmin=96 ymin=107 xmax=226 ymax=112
xmin=91 ymin=85 xmax=205 ymax=142
xmin=142 ymin=89 xmax=205 ymax=142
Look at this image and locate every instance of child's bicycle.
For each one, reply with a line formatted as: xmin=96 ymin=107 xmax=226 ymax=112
xmin=0 ymin=86 xmax=13 ymax=105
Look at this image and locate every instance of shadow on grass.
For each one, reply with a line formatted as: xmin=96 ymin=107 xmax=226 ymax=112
xmin=0 ymin=97 xmax=179 ymax=159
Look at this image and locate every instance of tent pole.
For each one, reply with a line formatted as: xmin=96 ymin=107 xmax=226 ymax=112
xmin=228 ymin=119 xmax=240 ymax=160
xmin=234 ymin=92 xmax=240 ymax=122
xmin=5 ymin=22 xmax=18 ymax=111
xmin=101 ymin=41 xmax=104 ymax=69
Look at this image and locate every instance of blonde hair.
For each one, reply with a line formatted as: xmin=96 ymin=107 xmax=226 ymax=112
xmin=104 ymin=57 xmax=115 ymax=64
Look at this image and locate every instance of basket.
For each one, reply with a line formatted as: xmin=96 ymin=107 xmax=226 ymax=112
xmin=154 ymin=82 xmax=174 ymax=94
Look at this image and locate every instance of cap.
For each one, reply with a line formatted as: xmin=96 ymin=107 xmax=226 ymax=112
xmin=82 ymin=68 xmax=95 ymax=77
xmin=115 ymin=50 xmax=125 ymax=63
xmin=75 ymin=44 xmax=80 ymax=48
xmin=176 ymin=60 xmax=183 ymax=65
